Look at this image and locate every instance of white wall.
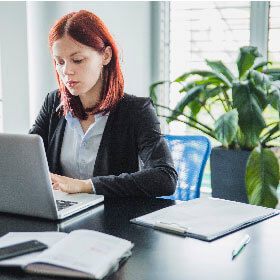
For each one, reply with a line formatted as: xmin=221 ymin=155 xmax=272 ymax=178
xmin=0 ymin=2 xmax=30 ymax=133
xmin=0 ymin=1 xmax=155 ymax=133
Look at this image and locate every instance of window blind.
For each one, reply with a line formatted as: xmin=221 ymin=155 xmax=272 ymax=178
xmin=169 ymin=1 xmax=251 ymax=135
xmin=268 ymin=1 xmax=280 ymax=67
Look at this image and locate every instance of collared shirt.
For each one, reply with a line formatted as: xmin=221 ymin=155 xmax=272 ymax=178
xmin=60 ymin=110 xmax=109 ymax=193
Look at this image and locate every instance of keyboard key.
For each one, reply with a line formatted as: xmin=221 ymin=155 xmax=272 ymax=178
xmin=56 ymin=200 xmax=78 ymax=211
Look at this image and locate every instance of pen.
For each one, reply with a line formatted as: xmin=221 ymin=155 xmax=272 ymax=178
xmin=154 ymin=221 xmax=188 ymax=236
xmin=232 ymin=234 xmax=250 ymax=259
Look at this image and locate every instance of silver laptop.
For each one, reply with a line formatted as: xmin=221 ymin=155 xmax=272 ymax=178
xmin=0 ymin=133 xmax=104 ymax=220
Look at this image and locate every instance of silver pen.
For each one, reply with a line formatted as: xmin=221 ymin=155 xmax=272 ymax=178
xmin=154 ymin=221 xmax=189 ymax=236
xmin=232 ymin=234 xmax=250 ymax=259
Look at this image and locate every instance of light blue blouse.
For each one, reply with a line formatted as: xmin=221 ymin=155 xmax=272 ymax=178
xmin=60 ymin=110 xmax=109 ymax=193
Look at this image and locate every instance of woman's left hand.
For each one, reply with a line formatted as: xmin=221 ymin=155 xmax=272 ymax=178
xmin=50 ymin=173 xmax=93 ymax=194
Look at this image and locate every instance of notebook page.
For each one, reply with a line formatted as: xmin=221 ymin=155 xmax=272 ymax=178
xmin=0 ymin=232 xmax=67 ymax=267
xmin=32 ymin=229 xmax=133 ymax=279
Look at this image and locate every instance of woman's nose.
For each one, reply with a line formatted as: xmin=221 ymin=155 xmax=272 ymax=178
xmin=63 ymin=63 xmax=74 ymax=75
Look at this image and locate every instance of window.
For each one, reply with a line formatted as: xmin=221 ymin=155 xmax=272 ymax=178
xmin=169 ymin=1 xmax=251 ymax=135
xmin=268 ymin=2 xmax=280 ymax=67
xmin=166 ymin=1 xmax=251 ymax=192
xmin=161 ymin=1 xmax=280 ymax=193
xmin=0 ymin=50 xmax=3 ymax=132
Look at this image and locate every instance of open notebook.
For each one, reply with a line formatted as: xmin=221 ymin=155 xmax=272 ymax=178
xmin=131 ymin=197 xmax=279 ymax=241
xmin=0 ymin=230 xmax=133 ymax=279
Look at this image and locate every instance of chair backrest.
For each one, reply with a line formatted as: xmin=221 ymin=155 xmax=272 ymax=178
xmin=161 ymin=135 xmax=211 ymax=201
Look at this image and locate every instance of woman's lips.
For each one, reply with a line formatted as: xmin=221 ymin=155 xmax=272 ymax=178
xmin=67 ymin=81 xmax=79 ymax=88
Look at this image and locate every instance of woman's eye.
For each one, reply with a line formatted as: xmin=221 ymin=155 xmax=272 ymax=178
xmin=73 ymin=59 xmax=83 ymax=64
xmin=56 ymin=61 xmax=64 ymax=66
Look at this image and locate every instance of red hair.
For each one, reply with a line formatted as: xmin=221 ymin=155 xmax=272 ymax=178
xmin=48 ymin=10 xmax=124 ymax=119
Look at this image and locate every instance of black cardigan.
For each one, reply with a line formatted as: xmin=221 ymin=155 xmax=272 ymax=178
xmin=29 ymin=90 xmax=178 ymax=197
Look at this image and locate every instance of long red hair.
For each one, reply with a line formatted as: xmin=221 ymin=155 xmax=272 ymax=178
xmin=48 ymin=10 xmax=124 ymax=119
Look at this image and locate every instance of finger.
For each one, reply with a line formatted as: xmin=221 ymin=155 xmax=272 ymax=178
xmin=51 ymin=177 xmax=58 ymax=183
xmin=53 ymin=182 xmax=69 ymax=193
xmin=50 ymin=173 xmax=58 ymax=183
xmin=52 ymin=183 xmax=60 ymax=190
xmin=59 ymin=183 xmax=72 ymax=193
xmin=51 ymin=174 xmax=67 ymax=184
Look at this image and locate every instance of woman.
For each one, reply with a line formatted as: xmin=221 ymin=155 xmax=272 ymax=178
xmin=29 ymin=10 xmax=177 ymax=197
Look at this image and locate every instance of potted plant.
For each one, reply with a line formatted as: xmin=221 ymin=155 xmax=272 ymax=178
xmin=150 ymin=46 xmax=280 ymax=208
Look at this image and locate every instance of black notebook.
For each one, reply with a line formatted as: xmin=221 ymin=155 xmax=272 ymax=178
xmin=131 ymin=197 xmax=279 ymax=241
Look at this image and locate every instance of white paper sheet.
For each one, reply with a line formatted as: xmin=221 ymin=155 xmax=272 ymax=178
xmin=33 ymin=229 xmax=133 ymax=279
xmin=0 ymin=232 xmax=66 ymax=267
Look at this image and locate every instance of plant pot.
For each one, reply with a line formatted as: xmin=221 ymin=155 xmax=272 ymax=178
xmin=210 ymin=147 xmax=251 ymax=203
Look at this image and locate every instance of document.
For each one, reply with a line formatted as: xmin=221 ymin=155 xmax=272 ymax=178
xmin=0 ymin=230 xmax=133 ymax=279
xmin=131 ymin=197 xmax=279 ymax=241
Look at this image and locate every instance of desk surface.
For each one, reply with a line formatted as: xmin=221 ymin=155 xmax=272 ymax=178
xmin=0 ymin=197 xmax=279 ymax=280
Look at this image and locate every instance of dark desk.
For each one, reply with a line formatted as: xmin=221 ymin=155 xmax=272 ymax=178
xmin=0 ymin=197 xmax=279 ymax=280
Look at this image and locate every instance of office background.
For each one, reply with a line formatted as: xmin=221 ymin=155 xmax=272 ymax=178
xmin=0 ymin=1 xmax=279 ymax=194
xmin=0 ymin=1 xmax=162 ymax=134
xmin=0 ymin=1 xmax=277 ymax=133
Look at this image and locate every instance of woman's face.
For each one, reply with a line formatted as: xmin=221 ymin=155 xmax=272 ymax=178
xmin=52 ymin=35 xmax=110 ymax=100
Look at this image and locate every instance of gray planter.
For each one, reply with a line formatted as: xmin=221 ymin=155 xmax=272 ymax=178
xmin=210 ymin=147 xmax=251 ymax=203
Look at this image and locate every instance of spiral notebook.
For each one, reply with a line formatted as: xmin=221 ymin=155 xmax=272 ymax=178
xmin=130 ymin=197 xmax=279 ymax=241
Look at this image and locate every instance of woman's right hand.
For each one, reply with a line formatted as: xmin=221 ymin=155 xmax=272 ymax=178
xmin=50 ymin=173 xmax=93 ymax=194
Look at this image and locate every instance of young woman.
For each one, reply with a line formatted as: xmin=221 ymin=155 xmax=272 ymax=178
xmin=29 ymin=10 xmax=177 ymax=197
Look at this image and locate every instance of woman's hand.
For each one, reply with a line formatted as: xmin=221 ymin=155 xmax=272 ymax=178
xmin=50 ymin=173 xmax=93 ymax=194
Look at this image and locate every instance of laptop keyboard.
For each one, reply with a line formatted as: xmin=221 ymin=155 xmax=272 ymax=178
xmin=56 ymin=200 xmax=78 ymax=211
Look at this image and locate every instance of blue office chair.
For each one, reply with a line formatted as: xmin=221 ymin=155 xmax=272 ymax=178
xmin=160 ymin=135 xmax=211 ymax=201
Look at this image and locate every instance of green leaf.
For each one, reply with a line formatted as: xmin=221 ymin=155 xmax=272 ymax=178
xmin=200 ymin=86 xmax=222 ymax=101
xmin=264 ymin=69 xmax=280 ymax=81
xmin=269 ymin=74 xmax=280 ymax=81
xmin=236 ymin=46 xmax=262 ymax=79
xmin=268 ymin=85 xmax=280 ymax=125
xmin=213 ymin=109 xmax=238 ymax=148
xmin=250 ymin=70 xmax=271 ymax=92
xmin=249 ymin=86 xmax=267 ymax=111
xmin=252 ymin=61 xmax=271 ymax=71
xmin=195 ymin=77 xmax=225 ymax=86
xmin=249 ymin=71 xmax=269 ymax=110
xmin=246 ymin=146 xmax=279 ymax=208
xmin=206 ymin=60 xmax=236 ymax=82
xmin=268 ymin=87 xmax=280 ymax=113
xmin=174 ymin=71 xmax=215 ymax=83
xmin=263 ymin=68 xmax=280 ymax=74
xmin=180 ymin=82 xmax=210 ymax=93
xmin=178 ymin=82 xmax=197 ymax=93
xmin=209 ymin=72 xmax=232 ymax=88
xmin=261 ymin=122 xmax=280 ymax=145
xmin=174 ymin=70 xmax=232 ymax=87
xmin=149 ymin=81 xmax=167 ymax=114
xmin=232 ymin=81 xmax=266 ymax=148
xmin=195 ymin=79 xmax=217 ymax=86
xmin=188 ymin=99 xmax=202 ymax=119
xmin=167 ymin=85 xmax=203 ymax=123
xmin=180 ymin=85 xmax=222 ymax=109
